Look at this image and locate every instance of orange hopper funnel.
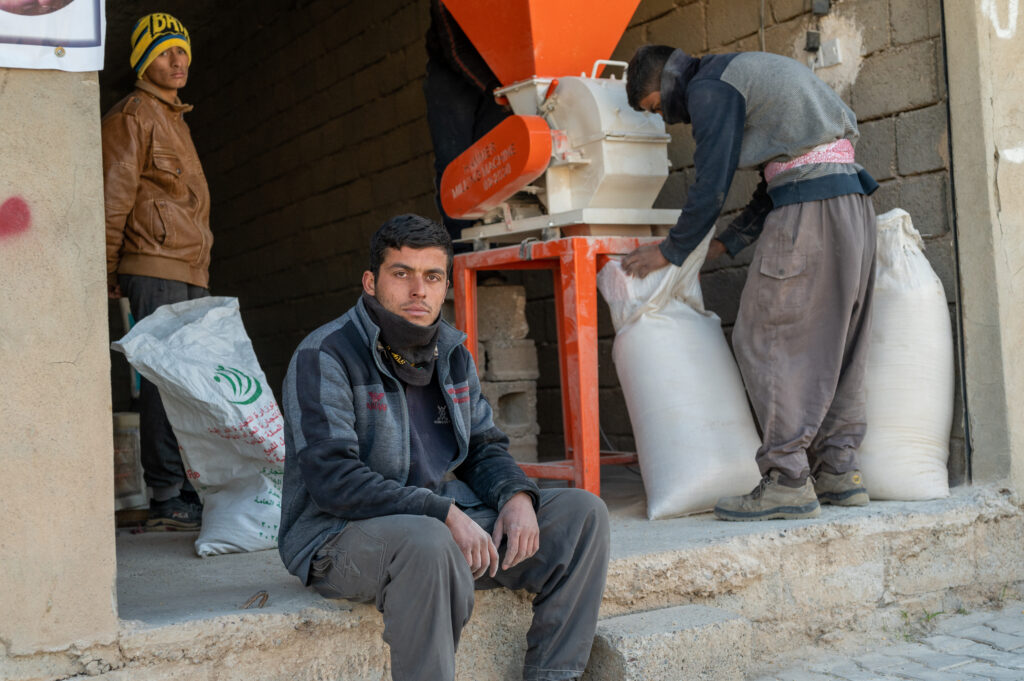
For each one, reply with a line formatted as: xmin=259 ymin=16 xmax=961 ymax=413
xmin=443 ymin=0 xmax=641 ymax=85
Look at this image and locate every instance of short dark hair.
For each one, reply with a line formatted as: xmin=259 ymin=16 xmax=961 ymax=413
xmin=626 ymin=45 xmax=676 ymax=110
xmin=369 ymin=214 xmax=454 ymax=277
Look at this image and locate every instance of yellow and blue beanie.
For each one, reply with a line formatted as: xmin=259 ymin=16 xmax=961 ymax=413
xmin=130 ymin=13 xmax=191 ymax=77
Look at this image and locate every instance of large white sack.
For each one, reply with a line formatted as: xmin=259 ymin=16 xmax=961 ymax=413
xmin=598 ymin=235 xmax=762 ymax=519
xmin=859 ymin=209 xmax=953 ymax=500
xmin=112 ymin=297 xmax=284 ymax=556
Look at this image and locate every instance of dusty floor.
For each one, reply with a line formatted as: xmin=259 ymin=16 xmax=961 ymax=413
xmin=116 ymin=465 xmax=979 ymax=628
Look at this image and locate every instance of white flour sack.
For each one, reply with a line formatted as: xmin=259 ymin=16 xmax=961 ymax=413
xmin=112 ymin=297 xmax=284 ymax=556
xmin=597 ymin=235 xmax=762 ymax=519
xmin=858 ymin=209 xmax=953 ymax=500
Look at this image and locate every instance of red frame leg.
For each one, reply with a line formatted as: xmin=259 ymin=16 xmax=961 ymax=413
xmin=452 ymin=237 xmax=653 ymax=497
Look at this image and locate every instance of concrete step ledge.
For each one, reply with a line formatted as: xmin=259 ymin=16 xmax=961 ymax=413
xmin=7 ymin=486 xmax=1024 ymax=681
xmin=584 ymin=605 xmax=751 ymax=681
xmin=598 ymin=485 xmax=1024 ymax=660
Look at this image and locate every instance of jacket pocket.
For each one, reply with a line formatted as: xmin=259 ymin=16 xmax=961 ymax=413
xmin=150 ymin=199 xmax=168 ymax=246
xmin=151 ymin=153 xmax=190 ymax=203
xmin=152 ymin=199 xmax=204 ymax=264
xmin=757 ymin=253 xmax=810 ymax=310
xmin=152 ymin=153 xmax=184 ymax=178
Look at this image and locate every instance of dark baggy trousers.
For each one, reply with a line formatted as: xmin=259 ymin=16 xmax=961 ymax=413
xmin=310 ymin=488 xmax=610 ymax=681
xmin=732 ymin=193 xmax=877 ymax=481
xmin=118 ymin=274 xmax=209 ymax=501
xmin=422 ymin=58 xmax=510 ymax=243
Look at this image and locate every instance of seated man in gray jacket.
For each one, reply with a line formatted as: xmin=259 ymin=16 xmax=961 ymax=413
xmin=278 ymin=214 xmax=610 ymax=681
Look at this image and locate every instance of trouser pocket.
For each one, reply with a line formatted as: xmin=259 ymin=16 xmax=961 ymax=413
xmin=757 ymin=252 xmax=811 ymax=313
xmin=310 ymin=526 xmax=386 ymax=602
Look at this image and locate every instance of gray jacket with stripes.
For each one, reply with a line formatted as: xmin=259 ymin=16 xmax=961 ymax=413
xmin=277 ymin=297 xmax=539 ymax=584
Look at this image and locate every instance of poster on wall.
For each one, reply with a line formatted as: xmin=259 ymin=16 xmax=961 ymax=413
xmin=0 ymin=0 xmax=104 ymax=71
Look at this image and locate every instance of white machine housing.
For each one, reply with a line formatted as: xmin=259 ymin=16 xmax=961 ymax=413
xmin=471 ymin=61 xmax=680 ymax=240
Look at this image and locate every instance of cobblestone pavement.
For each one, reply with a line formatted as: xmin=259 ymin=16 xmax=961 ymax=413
xmin=750 ymin=601 xmax=1024 ymax=681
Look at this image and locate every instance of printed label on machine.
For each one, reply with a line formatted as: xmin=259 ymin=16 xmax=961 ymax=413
xmin=440 ymin=114 xmax=552 ymax=219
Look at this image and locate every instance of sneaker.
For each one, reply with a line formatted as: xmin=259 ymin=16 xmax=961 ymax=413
xmin=146 ymin=493 xmax=202 ymax=531
xmin=714 ymin=470 xmax=821 ymax=521
xmin=179 ymin=489 xmax=204 ymax=520
xmin=814 ymin=469 xmax=870 ymax=506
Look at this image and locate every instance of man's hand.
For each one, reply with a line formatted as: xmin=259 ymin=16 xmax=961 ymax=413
xmin=445 ymin=504 xmax=499 ymax=578
xmin=706 ymin=239 xmax=727 ymax=263
xmin=492 ymin=492 xmax=539 ymax=571
xmin=108 ymin=282 xmax=122 ymax=299
xmin=622 ymin=242 xmax=670 ymax=278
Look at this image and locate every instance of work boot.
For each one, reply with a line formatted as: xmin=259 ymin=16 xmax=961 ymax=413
xmin=146 ymin=491 xmax=202 ymax=531
xmin=714 ymin=470 xmax=820 ymax=521
xmin=814 ymin=469 xmax=870 ymax=506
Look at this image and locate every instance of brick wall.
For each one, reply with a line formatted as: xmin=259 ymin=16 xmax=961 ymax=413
xmin=537 ymin=0 xmax=966 ymax=479
xmin=200 ymin=1 xmax=436 ymax=390
xmin=102 ymin=1 xmax=439 ymax=404
xmin=100 ymin=0 xmax=966 ymax=484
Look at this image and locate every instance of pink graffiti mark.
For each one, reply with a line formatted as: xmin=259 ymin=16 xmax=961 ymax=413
xmin=0 ymin=197 xmax=31 ymax=238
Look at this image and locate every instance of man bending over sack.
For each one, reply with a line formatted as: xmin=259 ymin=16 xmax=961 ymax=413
xmin=621 ymin=45 xmax=877 ymax=521
xmin=277 ymin=214 xmax=610 ymax=681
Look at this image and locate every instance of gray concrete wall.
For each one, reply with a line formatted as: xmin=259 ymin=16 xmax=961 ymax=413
xmin=0 ymin=69 xmax=118 ymax=656
xmin=943 ymin=1 xmax=1024 ymax=491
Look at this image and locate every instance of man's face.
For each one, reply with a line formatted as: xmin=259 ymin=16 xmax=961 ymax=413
xmin=143 ymin=46 xmax=189 ymax=92
xmin=638 ymin=91 xmax=663 ymax=116
xmin=362 ymin=246 xmax=449 ymax=326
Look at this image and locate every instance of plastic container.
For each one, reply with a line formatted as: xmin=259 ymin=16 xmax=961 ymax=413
xmin=113 ymin=412 xmax=148 ymax=510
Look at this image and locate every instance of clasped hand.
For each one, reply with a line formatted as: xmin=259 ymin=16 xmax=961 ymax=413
xmin=444 ymin=492 xmax=539 ymax=579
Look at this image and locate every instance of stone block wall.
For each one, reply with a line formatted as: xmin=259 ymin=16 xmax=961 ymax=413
xmin=476 ymin=285 xmax=540 ymax=463
xmin=100 ymin=0 xmax=965 ymax=480
xmin=545 ymin=0 xmax=965 ymax=476
xmin=201 ymin=1 xmax=437 ymax=390
xmin=102 ymin=1 xmax=439 ymax=399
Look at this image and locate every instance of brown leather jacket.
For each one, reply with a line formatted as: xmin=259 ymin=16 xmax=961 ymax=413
xmin=102 ymin=80 xmax=212 ymax=288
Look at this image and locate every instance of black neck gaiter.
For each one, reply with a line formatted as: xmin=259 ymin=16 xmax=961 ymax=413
xmin=362 ymin=293 xmax=440 ymax=386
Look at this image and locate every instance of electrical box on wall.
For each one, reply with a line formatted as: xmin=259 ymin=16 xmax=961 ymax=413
xmin=819 ymin=38 xmax=842 ymax=68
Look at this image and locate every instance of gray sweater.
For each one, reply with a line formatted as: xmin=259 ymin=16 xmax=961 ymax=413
xmin=657 ymin=50 xmax=878 ymax=265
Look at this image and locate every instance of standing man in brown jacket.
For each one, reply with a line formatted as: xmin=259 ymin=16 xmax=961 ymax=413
xmin=103 ymin=12 xmax=211 ymax=531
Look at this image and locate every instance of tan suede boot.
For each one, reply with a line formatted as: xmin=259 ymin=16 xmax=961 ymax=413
xmin=714 ymin=470 xmax=821 ymax=521
xmin=814 ymin=469 xmax=870 ymax=506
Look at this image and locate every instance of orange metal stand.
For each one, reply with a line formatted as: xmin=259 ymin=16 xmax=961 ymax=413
xmin=453 ymin=236 xmax=658 ymax=496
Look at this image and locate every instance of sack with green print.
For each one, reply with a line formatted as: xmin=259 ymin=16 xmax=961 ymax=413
xmin=113 ymin=296 xmax=283 ymax=556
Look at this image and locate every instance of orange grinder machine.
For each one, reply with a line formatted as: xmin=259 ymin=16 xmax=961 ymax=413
xmin=439 ymin=0 xmax=682 ymax=246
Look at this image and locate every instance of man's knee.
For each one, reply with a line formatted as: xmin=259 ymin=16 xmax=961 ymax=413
xmin=384 ymin=517 xmax=474 ymax=623
xmin=551 ymin=487 xmax=607 ymax=513
xmin=544 ymin=489 xmax=610 ymax=540
xmin=388 ymin=516 xmax=469 ymax=577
